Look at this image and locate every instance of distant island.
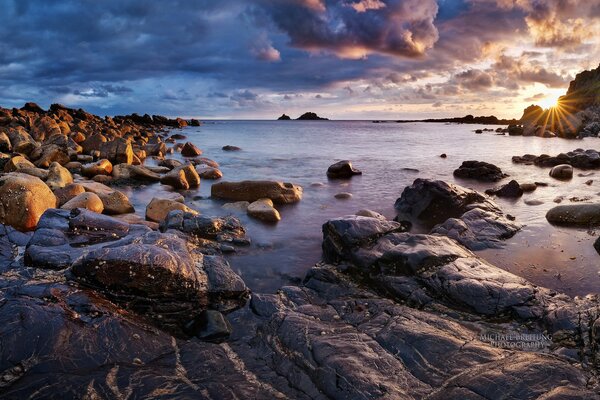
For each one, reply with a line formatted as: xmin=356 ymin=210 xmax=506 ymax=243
xmin=277 ymin=112 xmax=329 ymax=120
xmin=394 ymin=114 xmax=519 ymax=125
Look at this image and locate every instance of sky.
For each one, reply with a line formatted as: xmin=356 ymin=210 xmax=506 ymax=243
xmin=0 ymin=0 xmax=599 ymax=119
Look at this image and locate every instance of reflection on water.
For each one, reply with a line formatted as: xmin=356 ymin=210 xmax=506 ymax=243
xmin=126 ymin=121 xmax=600 ymax=296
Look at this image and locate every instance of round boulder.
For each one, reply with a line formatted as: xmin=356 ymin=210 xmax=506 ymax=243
xmin=0 ymin=173 xmax=57 ymax=231
xmin=61 ymin=192 xmax=104 ymax=213
xmin=327 ymin=160 xmax=362 ymax=179
xmin=549 ymin=164 xmax=573 ymax=180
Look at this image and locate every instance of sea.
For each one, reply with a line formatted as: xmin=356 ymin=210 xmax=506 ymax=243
xmin=125 ymin=120 xmax=600 ymax=297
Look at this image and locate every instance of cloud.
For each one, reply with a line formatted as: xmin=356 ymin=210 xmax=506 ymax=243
xmin=454 ymin=69 xmax=494 ymax=90
xmin=255 ymin=0 xmax=440 ymax=59
xmin=524 ymin=92 xmax=545 ymax=101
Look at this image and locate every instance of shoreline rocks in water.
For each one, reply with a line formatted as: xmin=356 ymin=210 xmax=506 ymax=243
xmin=326 ymin=160 xmax=362 ymax=179
xmin=395 ymin=179 xmax=521 ymax=250
xmin=453 ymin=160 xmax=507 ymax=182
xmin=513 ymin=148 xmax=600 ymax=169
xmin=211 ymin=180 xmax=303 ymax=204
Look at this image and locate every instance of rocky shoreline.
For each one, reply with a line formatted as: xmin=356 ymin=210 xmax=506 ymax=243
xmin=1 ymin=103 xmax=600 ymax=398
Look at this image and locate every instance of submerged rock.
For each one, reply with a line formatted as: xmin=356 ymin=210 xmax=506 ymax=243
xmin=161 ymin=210 xmax=248 ymax=243
xmin=247 ymin=198 xmax=281 ymax=223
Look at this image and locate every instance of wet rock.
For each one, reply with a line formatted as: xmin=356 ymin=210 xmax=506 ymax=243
xmin=222 ymin=145 xmax=241 ymax=151
xmin=81 ymin=159 xmax=113 ymax=177
xmin=181 ymin=142 xmax=202 ymax=157
xmin=355 ymin=209 xmax=386 ymax=220
xmin=160 ymin=164 xmax=200 ymax=190
xmin=486 ymin=179 xmax=523 ymax=198
xmin=546 ymin=203 xmax=600 ymax=226
xmin=146 ymin=197 xmax=198 ymax=223
xmin=161 ymin=211 xmax=247 ymax=243
xmin=334 ymin=192 xmax=353 ymax=199
xmin=0 ymin=173 xmax=57 ymax=231
xmin=196 ymin=165 xmax=223 ymax=179
xmin=211 ymin=180 xmax=302 ymax=204
xmin=185 ymin=310 xmax=232 ymax=343
xmin=520 ymin=182 xmax=537 ymax=192
xmin=525 ymin=199 xmax=544 ymax=206
xmin=432 ymin=208 xmax=522 ymax=250
xmin=61 ymin=192 xmax=104 ymax=213
xmin=79 ymin=182 xmax=134 ymax=215
xmin=396 ymin=179 xmax=520 ymax=249
xmin=45 ymin=162 xmax=73 ymax=191
xmin=395 ymin=179 xmax=499 ymax=229
xmin=514 ymin=148 xmax=600 ymax=169
xmin=222 ymin=201 xmax=250 ymax=212
xmin=158 ymin=158 xmax=182 ymax=170
xmin=453 ymin=160 xmax=507 ymax=182
xmin=440 ymin=153 xmax=447 ymax=158
xmin=247 ymin=198 xmax=281 ymax=223
xmin=326 ymin=160 xmax=362 ymax=179
xmin=112 ymin=164 xmax=161 ymax=182
xmin=550 ymin=164 xmax=573 ymax=180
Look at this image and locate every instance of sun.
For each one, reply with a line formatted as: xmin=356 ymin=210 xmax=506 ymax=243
xmin=538 ymin=94 xmax=561 ymax=109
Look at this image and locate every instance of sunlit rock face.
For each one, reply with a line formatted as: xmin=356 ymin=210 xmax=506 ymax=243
xmin=519 ymin=64 xmax=600 ymax=138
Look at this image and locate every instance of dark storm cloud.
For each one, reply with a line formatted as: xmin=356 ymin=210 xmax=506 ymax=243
xmin=254 ymin=0 xmax=440 ymax=58
xmin=0 ymin=0 xmax=596 ymax=117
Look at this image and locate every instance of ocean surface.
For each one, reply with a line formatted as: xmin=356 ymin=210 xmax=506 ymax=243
xmin=125 ymin=120 xmax=600 ymax=297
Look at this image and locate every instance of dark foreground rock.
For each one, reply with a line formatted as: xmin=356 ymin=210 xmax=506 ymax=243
xmin=485 ymin=179 xmax=524 ymax=198
xmin=2 ymin=208 xmax=600 ymax=398
xmin=453 ymin=160 xmax=507 ymax=182
xmin=23 ymin=208 xmax=249 ymax=334
xmin=394 ymin=179 xmax=520 ymax=250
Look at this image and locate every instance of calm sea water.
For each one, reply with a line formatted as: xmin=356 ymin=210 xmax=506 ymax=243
xmin=123 ymin=121 xmax=600 ymax=297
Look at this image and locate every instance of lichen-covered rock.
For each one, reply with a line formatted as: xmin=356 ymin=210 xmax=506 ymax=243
xmin=161 ymin=210 xmax=248 ymax=243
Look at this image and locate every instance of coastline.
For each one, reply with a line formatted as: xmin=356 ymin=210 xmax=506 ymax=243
xmin=1 ymin=103 xmax=600 ymax=397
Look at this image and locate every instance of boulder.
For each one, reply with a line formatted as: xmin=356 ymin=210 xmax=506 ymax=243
xmin=181 ymin=142 xmax=202 ymax=157
xmin=549 ymin=164 xmax=573 ymax=180
xmin=453 ymin=160 xmax=507 ymax=182
xmin=79 ymin=182 xmax=134 ymax=215
xmin=160 ymin=211 xmax=247 ymax=243
xmin=334 ymin=192 xmax=353 ymax=199
xmin=81 ymin=159 xmax=113 ymax=177
xmin=247 ymin=198 xmax=281 ymax=223
xmin=4 ymin=155 xmax=35 ymax=172
xmin=112 ymin=164 xmax=161 ymax=182
xmin=211 ymin=181 xmax=302 ymax=204
xmin=33 ymin=144 xmax=70 ymax=168
xmin=185 ymin=310 xmax=232 ymax=343
xmin=6 ymin=127 xmax=37 ymax=155
xmin=196 ymin=165 xmax=223 ymax=179
xmin=99 ymin=138 xmax=133 ymax=164
xmin=160 ymin=164 xmax=200 ymax=190
xmin=546 ymin=204 xmax=600 ymax=226
xmin=0 ymin=131 xmax=11 ymax=152
xmin=486 ymin=180 xmax=523 ymax=198
xmin=81 ymin=133 xmax=107 ymax=154
xmin=0 ymin=173 xmax=57 ymax=231
xmin=46 ymin=162 xmax=73 ymax=191
xmin=61 ymin=192 xmax=104 ymax=213
xmin=327 ymin=160 xmax=362 ymax=179
xmin=146 ymin=198 xmax=198 ymax=223
xmin=53 ymin=183 xmax=86 ymax=206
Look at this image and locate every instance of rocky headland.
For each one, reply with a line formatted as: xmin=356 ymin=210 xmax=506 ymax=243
xmin=1 ymin=102 xmax=600 ymax=398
